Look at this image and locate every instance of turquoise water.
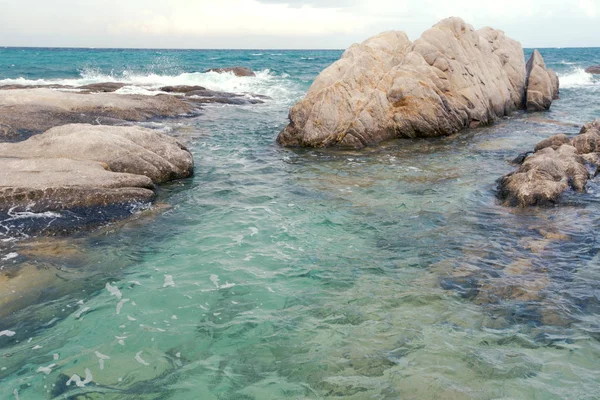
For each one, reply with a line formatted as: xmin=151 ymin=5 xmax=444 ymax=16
xmin=0 ymin=47 xmax=600 ymax=399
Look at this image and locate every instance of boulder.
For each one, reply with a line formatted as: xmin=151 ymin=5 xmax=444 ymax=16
xmin=277 ymin=17 xmax=557 ymax=148
xmin=159 ymin=85 xmax=207 ymax=93
xmin=498 ymin=120 xmax=600 ymax=207
xmin=585 ymin=65 xmax=600 ymax=74
xmin=0 ymin=124 xmax=193 ymax=215
xmin=525 ymin=50 xmax=559 ymax=111
xmin=206 ymin=67 xmax=256 ymax=77
xmin=0 ymin=88 xmax=197 ymax=140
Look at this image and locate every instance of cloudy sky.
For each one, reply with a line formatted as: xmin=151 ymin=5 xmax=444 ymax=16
xmin=0 ymin=0 xmax=598 ymax=48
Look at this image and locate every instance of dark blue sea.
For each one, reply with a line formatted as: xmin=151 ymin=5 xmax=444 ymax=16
xmin=0 ymin=47 xmax=599 ymax=399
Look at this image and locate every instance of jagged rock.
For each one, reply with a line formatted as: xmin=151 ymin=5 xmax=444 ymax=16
xmin=585 ymin=65 xmax=600 ymax=74
xmin=0 ymin=88 xmax=197 ymax=140
xmin=525 ymin=50 xmax=560 ymax=111
xmin=206 ymin=67 xmax=256 ymax=77
xmin=498 ymin=120 xmax=600 ymax=207
xmin=278 ymin=18 xmax=557 ymax=148
xmin=0 ymin=124 xmax=193 ymax=214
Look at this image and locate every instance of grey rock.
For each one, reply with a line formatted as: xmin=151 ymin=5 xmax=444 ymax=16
xmin=206 ymin=67 xmax=256 ymax=77
xmin=585 ymin=65 xmax=600 ymax=74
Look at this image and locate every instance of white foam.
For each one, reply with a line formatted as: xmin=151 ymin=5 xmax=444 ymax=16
xmin=116 ymin=298 xmax=130 ymax=315
xmin=37 ymin=364 xmax=55 ymax=375
xmin=0 ymin=330 xmax=16 ymax=337
xmin=95 ymin=351 xmax=110 ymax=370
xmin=0 ymin=68 xmax=302 ymax=104
xmin=163 ymin=274 xmax=175 ymax=288
xmin=74 ymin=307 xmax=91 ymax=319
xmin=66 ymin=368 xmax=93 ymax=387
xmin=135 ymin=351 xmax=150 ymax=366
xmin=106 ymin=282 xmax=122 ymax=299
xmin=1 ymin=252 xmax=18 ymax=261
xmin=559 ymin=68 xmax=597 ymax=88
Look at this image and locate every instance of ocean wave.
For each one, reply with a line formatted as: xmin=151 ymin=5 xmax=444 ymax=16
xmin=559 ymin=68 xmax=597 ymax=88
xmin=0 ymin=68 xmax=304 ymax=104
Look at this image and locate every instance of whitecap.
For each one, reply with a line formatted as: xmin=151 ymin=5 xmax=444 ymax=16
xmin=74 ymin=307 xmax=91 ymax=319
xmin=95 ymin=351 xmax=110 ymax=370
xmin=37 ymin=364 xmax=55 ymax=375
xmin=106 ymin=282 xmax=122 ymax=299
xmin=0 ymin=330 xmax=16 ymax=337
xmin=66 ymin=368 xmax=93 ymax=387
xmin=116 ymin=298 xmax=130 ymax=315
xmin=560 ymin=68 xmax=596 ymax=88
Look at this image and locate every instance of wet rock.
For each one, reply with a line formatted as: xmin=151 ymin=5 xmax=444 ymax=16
xmin=585 ymin=65 xmax=600 ymax=74
xmin=77 ymin=82 xmax=127 ymax=93
xmin=184 ymin=89 xmax=265 ymax=105
xmin=498 ymin=120 xmax=600 ymax=207
xmin=0 ymin=124 xmax=193 ymax=214
xmin=465 ymin=349 xmax=542 ymax=379
xmin=206 ymin=67 xmax=256 ymax=77
xmin=159 ymin=85 xmax=207 ymax=93
xmin=525 ymin=50 xmax=559 ymax=111
xmin=278 ymin=17 xmax=553 ymax=148
xmin=534 ymin=133 xmax=570 ymax=152
xmin=0 ymin=88 xmax=197 ymax=140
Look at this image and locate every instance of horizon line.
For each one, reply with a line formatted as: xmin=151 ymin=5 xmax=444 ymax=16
xmin=2 ymin=45 xmax=600 ymax=51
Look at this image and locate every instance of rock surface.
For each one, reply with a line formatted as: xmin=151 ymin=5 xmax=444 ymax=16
xmin=585 ymin=65 xmax=600 ymax=74
xmin=0 ymin=124 xmax=193 ymax=214
xmin=498 ymin=120 xmax=600 ymax=207
xmin=206 ymin=67 xmax=256 ymax=77
xmin=0 ymin=88 xmax=197 ymax=140
xmin=278 ymin=17 xmax=558 ymax=148
xmin=525 ymin=50 xmax=559 ymax=111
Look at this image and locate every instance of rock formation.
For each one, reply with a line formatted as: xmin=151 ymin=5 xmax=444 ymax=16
xmin=0 ymin=88 xmax=197 ymax=140
xmin=0 ymin=124 xmax=193 ymax=214
xmin=585 ymin=65 xmax=600 ymax=74
xmin=525 ymin=50 xmax=559 ymax=111
xmin=277 ymin=17 xmax=558 ymax=148
xmin=498 ymin=120 xmax=600 ymax=207
xmin=206 ymin=67 xmax=256 ymax=77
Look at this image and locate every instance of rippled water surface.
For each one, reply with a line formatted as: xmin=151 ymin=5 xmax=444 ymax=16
xmin=0 ymin=47 xmax=600 ymax=399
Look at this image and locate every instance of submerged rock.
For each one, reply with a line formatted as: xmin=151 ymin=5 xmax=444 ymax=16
xmin=0 ymin=124 xmax=193 ymax=216
xmin=585 ymin=65 xmax=600 ymax=74
xmin=0 ymin=88 xmax=197 ymax=140
xmin=525 ymin=50 xmax=560 ymax=111
xmin=206 ymin=67 xmax=256 ymax=77
xmin=278 ymin=17 xmax=558 ymax=148
xmin=498 ymin=120 xmax=600 ymax=207
xmin=77 ymin=82 xmax=127 ymax=93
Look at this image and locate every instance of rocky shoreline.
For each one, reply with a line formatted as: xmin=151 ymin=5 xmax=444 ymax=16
xmin=0 ymin=70 xmax=263 ymax=234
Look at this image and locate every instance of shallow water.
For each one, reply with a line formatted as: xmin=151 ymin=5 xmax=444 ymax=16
xmin=1 ymin=48 xmax=600 ymax=399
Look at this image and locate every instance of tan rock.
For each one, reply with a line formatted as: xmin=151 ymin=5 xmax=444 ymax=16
xmin=278 ymin=17 xmax=542 ymax=148
xmin=525 ymin=50 xmax=560 ymax=111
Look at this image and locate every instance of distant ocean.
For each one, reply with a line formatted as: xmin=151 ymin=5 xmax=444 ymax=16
xmin=0 ymin=47 xmax=600 ymax=399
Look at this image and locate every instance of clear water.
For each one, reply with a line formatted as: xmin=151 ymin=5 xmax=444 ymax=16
xmin=0 ymin=47 xmax=599 ymax=399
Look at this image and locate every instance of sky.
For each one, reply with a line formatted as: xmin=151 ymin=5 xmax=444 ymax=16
xmin=0 ymin=0 xmax=598 ymax=49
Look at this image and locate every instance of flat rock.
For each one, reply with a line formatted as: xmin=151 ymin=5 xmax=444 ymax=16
xmin=277 ymin=17 xmax=558 ymax=148
xmin=0 ymin=124 xmax=193 ymax=217
xmin=498 ymin=120 xmax=600 ymax=206
xmin=77 ymin=82 xmax=127 ymax=93
xmin=525 ymin=50 xmax=559 ymax=111
xmin=159 ymin=85 xmax=207 ymax=93
xmin=206 ymin=67 xmax=256 ymax=77
xmin=0 ymin=88 xmax=197 ymax=140
xmin=585 ymin=65 xmax=600 ymax=74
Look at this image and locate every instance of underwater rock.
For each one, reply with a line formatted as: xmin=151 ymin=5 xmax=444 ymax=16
xmin=206 ymin=67 xmax=256 ymax=77
xmin=498 ymin=120 xmax=600 ymax=207
xmin=0 ymin=124 xmax=193 ymax=214
xmin=525 ymin=50 xmax=560 ymax=111
xmin=585 ymin=65 xmax=600 ymax=74
xmin=0 ymin=88 xmax=197 ymax=140
xmin=278 ymin=17 xmax=557 ymax=148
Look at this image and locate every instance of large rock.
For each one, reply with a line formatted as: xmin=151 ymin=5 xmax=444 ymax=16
xmin=585 ymin=65 xmax=600 ymax=74
xmin=206 ymin=67 xmax=256 ymax=77
xmin=498 ymin=120 xmax=600 ymax=207
xmin=278 ymin=17 xmax=557 ymax=148
xmin=525 ymin=50 xmax=559 ymax=111
xmin=0 ymin=88 xmax=197 ymax=140
xmin=0 ymin=124 xmax=193 ymax=214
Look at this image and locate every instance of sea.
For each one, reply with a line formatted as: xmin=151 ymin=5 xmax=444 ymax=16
xmin=0 ymin=46 xmax=599 ymax=399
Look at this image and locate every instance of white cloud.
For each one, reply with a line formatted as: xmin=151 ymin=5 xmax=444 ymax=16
xmin=0 ymin=0 xmax=598 ymax=48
